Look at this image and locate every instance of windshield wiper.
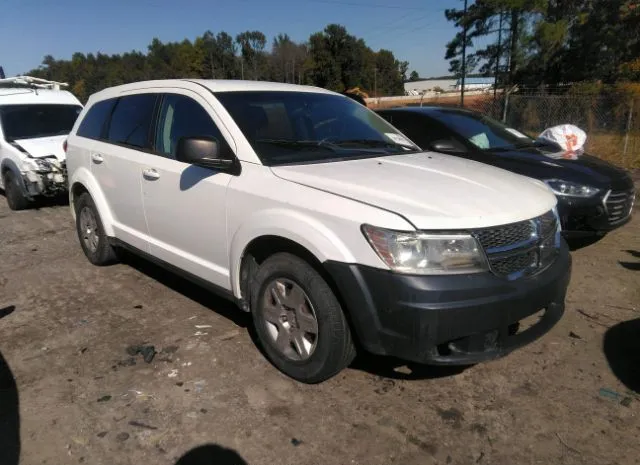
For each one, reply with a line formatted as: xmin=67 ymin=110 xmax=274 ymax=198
xmin=331 ymin=139 xmax=418 ymax=151
xmin=255 ymin=139 xmax=337 ymax=151
xmin=486 ymin=141 xmax=539 ymax=152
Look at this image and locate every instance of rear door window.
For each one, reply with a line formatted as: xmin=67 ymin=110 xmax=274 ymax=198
xmin=106 ymin=94 xmax=157 ymax=149
xmin=77 ymin=98 xmax=116 ymax=140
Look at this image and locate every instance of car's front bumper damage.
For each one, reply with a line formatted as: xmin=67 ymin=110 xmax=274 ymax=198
xmin=21 ymin=158 xmax=67 ymax=198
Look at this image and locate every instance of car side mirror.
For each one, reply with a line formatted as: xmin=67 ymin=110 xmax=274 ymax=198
xmin=430 ymin=139 xmax=467 ymax=154
xmin=176 ymin=136 xmax=235 ymax=171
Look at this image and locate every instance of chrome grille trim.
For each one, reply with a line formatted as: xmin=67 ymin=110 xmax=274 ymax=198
xmin=473 ymin=210 xmax=560 ymax=280
xmin=603 ymin=189 xmax=635 ymax=225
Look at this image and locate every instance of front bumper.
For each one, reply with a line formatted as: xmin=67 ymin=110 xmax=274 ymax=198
xmin=557 ymin=190 xmax=635 ymax=237
xmin=324 ymin=241 xmax=572 ymax=365
xmin=22 ymin=163 xmax=68 ymax=197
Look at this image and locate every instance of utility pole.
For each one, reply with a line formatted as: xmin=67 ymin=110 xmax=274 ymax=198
xmin=493 ymin=10 xmax=503 ymax=101
xmin=460 ymin=0 xmax=468 ymax=107
xmin=210 ymin=51 xmax=215 ymax=79
xmin=374 ymin=67 xmax=378 ymax=98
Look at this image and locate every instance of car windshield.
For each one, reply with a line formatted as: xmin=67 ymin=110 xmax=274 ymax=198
xmin=215 ymin=91 xmax=420 ymax=165
xmin=0 ymin=104 xmax=82 ymax=141
xmin=428 ymin=109 xmax=538 ymax=151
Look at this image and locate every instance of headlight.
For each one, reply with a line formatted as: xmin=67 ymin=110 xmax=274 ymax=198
xmin=362 ymin=225 xmax=488 ymax=274
xmin=544 ymin=179 xmax=599 ymax=198
xmin=26 ymin=158 xmax=53 ymax=172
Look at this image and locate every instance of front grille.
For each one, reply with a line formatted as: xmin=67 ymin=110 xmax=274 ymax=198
xmin=475 ymin=220 xmax=535 ymax=252
xmin=605 ymin=189 xmax=635 ymax=224
xmin=473 ymin=210 xmax=560 ymax=280
xmin=490 ymin=250 xmax=538 ymax=276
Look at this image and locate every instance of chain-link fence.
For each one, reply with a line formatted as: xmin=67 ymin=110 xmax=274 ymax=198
xmin=372 ymin=91 xmax=639 ymax=169
xmin=472 ymin=93 xmax=640 ymax=169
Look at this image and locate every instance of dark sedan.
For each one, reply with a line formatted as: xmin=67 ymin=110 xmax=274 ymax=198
xmin=377 ymin=106 xmax=635 ymax=241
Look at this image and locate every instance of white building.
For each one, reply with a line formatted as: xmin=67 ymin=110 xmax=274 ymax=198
xmin=404 ymin=79 xmax=456 ymax=95
xmin=404 ymin=77 xmax=496 ymax=95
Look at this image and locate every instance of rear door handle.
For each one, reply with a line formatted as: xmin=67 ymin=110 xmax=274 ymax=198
xmin=142 ymin=168 xmax=160 ymax=181
xmin=91 ymin=153 xmax=104 ymax=164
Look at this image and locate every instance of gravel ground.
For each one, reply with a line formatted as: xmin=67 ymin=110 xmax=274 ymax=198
xmin=0 ymin=197 xmax=639 ymax=465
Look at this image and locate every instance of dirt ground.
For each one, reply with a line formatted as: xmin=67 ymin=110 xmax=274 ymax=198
xmin=1 ymin=197 xmax=639 ymax=465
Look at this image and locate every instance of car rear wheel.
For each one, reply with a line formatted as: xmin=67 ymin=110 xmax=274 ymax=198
xmin=250 ymin=253 xmax=356 ymax=383
xmin=3 ymin=171 xmax=30 ymax=211
xmin=74 ymin=192 xmax=119 ymax=266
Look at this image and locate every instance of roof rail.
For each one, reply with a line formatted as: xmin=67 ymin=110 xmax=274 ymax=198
xmin=0 ymin=75 xmax=69 ymax=91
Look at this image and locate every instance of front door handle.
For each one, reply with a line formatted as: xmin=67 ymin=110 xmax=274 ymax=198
xmin=91 ymin=153 xmax=104 ymax=164
xmin=142 ymin=168 xmax=160 ymax=181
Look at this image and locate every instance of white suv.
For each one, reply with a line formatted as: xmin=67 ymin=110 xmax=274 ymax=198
xmin=0 ymin=76 xmax=83 ymax=210
xmin=66 ymin=79 xmax=571 ymax=383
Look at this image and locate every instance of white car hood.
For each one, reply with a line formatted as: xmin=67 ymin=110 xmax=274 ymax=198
xmin=13 ymin=135 xmax=67 ymax=162
xmin=271 ymin=152 xmax=557 ymax=230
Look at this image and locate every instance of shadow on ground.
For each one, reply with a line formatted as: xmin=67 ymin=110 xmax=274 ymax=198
xmin=0 ymin=192 xmax=68 ymax=211
xmin=566 ymin=235 xmax=605 ymax=251
xmin=175 ymin=444 xmax=248 ymax=465
xmin=350 ymin=352 xmax=467 ymax=380
xmin=0 ymin=305 xmax=19 ymax=465
xmin=121 ymin=251 xmax=469 ymax=382
xmin=121 ymin=252 xmax=250 ymax=329
xmin=603 ymin=318 xmax=640 ymax=393
xmin=619 ymin=250 xmax=640 ymax=271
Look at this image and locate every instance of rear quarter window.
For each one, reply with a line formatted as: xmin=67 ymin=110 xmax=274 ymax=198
xmin=77 ymin=98 xmax=117 ymax=140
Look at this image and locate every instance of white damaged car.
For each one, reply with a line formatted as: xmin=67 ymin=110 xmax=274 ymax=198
xmin=0 ymin=76 xmax=83 ymax=210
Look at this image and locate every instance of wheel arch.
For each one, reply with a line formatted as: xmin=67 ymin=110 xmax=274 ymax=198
xmin=1 ymin=159 xmax=28 ymax=195
xmin=236 ymin=234 xmax=360 ymax=344
xmin=229 ymin=210 xmax=358 ymax=301
xmin=69 ymin=167 xmax=115 ymax=236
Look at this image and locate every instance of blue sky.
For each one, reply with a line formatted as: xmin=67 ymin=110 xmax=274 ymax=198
xmin=1 ymin=0 xmax=465 ymax=79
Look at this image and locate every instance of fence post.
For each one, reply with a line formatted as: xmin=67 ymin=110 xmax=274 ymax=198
xmin=622 ymin=99 xmax=634 ymax=161
xmin=502 ymin=88 xmax=509 ymax=123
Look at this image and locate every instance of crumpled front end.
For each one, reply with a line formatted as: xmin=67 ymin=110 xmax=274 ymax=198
xmin=22 ymin=156 xmax=68 ymax=197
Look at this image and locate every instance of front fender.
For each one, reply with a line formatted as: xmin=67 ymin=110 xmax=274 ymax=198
xmin=0 ymin=159 xmax=29 ymax=197
xmin=69 ymin=167 xmax=115 ymax=237
xmin=229 ymin=208 xmax=357 ymax=298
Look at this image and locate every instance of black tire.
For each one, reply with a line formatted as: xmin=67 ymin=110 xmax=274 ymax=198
xmin=250 ymin=253 xmax=356 ymax=383
xmin=74 ymin=192 xmax=118 ymax=266
xmin=3 ymin=171 xmax=30 ymax=211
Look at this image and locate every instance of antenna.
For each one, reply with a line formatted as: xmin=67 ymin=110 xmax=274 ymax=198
xmin=0 ymin=75 xmax=69 ymax=90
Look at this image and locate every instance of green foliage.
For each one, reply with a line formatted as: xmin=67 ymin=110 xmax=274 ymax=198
xmin=303 ymin=24 xmax=404 ymax=94
xmin=444 ymin=0 xmax=640 ymax=87
xmin=409 ymin=70 xmax=420 ymax=81
xmin=26 ymin=25 xmax=406 ymax=102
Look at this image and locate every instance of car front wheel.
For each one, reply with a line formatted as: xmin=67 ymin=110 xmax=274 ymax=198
xmin=3 ymin=171 xmax=30 ymax=211
xmin=250 ymin=253 xmax=356 ymax=383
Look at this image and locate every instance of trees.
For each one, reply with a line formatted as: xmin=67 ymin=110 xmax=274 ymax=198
xmin=409 ymin=70 xmax=420 ymax=81
xmin=445 ymin=1 xmax=545 ymax=85
xmin=271 ymin=34 xmax=307 ymax=84
xmin=26 ymin=25 xmax=407 ymax=102
xmin=304 ymin=24 xmax=404 ymax=94
xmin=236 ymin=31 xmax=267 ymax=80
xmin=444 ymin=0 xmax=640 ymax=88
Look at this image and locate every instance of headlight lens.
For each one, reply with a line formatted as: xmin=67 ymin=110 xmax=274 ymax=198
xmin=362 ymin=225 xmax=488 ymax=274
xmin=544 ymin=179 xmax=599 ymax=198
xmin=26 ymin=158 xmax=53 ymax=172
